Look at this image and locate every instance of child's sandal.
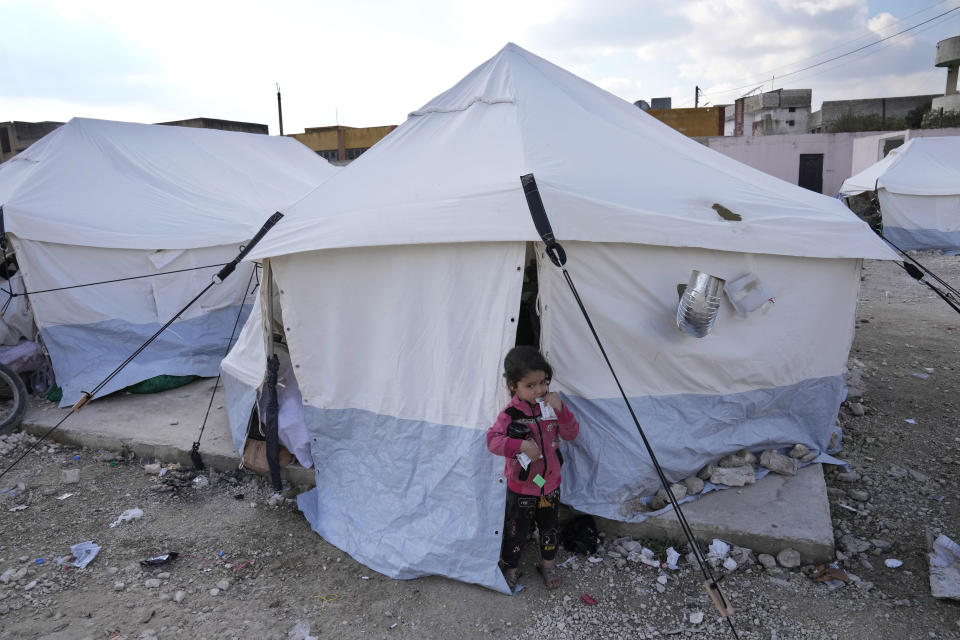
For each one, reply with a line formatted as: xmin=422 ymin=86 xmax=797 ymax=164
xmin=537 ymin=564 xmax=561 ymax=590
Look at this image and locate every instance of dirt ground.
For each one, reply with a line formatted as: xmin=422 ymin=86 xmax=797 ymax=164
xmin=1 ymin=253 xmax=959 ymax=640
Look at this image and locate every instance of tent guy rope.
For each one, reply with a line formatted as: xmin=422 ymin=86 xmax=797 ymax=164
xmin=520 ymin=173 xmax=740 ymax=638
xmin=0 ymin=212 xmax=284 ymax=483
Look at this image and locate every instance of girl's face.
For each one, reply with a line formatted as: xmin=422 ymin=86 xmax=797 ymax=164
xmin=511 ymin=370 xmax=550 ymax=405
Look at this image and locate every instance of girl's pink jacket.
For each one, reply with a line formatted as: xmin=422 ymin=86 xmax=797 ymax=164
xmin=486 ymin=395 xmax=579 ymax=495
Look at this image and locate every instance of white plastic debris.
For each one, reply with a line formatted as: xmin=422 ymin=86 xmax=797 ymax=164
xmin=192 ymin=476 xmax=210 ymax=488
xmin=707 ymin=539 xmax=731 ymax=559
xmin=930 ymin=534 xmax=960 ymax=599
xmin=689 ymin=611 xmax=705 ymax=625
xmin=56 ymin=493 xmax=73 ymax=500
xmin=638 ymin=547 xmax=661 ymax=568
xmin=665 ymin=547 xmax=680 ymax=570
xmin=109 ymin=508 xmax=144 ymax=528
xmin=8 ymin=505 xmax=27 ymax=512
xmin=587 ymin=556 xmax=603 ymax=564
xmin=905 ymin=418 xmax=917 ymax=424
xmin=69 ymin=541 xmax=101 ymax=569
xmin=885 ymin=558 xmax=903 ymax=568
xmin=723 ymin=557 xmax=738 ymax=571
xmin=288 ymin=620 xmax=318 ymax=640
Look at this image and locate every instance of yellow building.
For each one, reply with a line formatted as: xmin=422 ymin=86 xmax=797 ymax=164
xmin=289 ymin=125 xmax=396 ymax=164
xmin=645 ymin=106 xmax=725 ymax=138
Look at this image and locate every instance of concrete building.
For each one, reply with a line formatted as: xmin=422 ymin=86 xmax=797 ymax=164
xmin=0 ymin=121 xmax=63 ymax=163
xmin=288 ymin=124 xmax=396 ymax=165
xmin=726 ymin=89 xmax=812 ymax=136
xmin=808 ymin=95 xmax=938 ymax=133
xmin=933 ymin=35 xmax=960 ymax=114
xmin=157 ymin=117 xmax=268 ymax=134
xmin=697 ymin=127 xmax=960 ymax=195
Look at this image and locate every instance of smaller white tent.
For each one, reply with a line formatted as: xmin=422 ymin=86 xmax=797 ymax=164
xmin=0 ymin=117 xmax=338 ymax=404
xmin=841 ymin=137 xmax=960 ymax=253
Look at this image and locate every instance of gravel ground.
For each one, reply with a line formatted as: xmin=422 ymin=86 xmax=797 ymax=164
xmin=0 ymin=253 xmax=958 ymax=640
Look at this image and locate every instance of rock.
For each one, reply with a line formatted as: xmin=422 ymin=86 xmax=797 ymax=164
xmin=649 ymin=496 xmax=667 ymax=510
xmin=216 ymin=579 xmax=230 ymax=591
xmin=709 ymin=465 xmax=756 ymax=487
xmin=730 ymin=546 xmax=754 ymax=566
xmin=656 ymin=483 xmax=687 ymax=502
xmin=887 ymin=465 xmax=908 ymax=478
xmin=870 ymin=539 xmax=891 ymax=551
xmin=908 ymin=469 xmax=931 ymax=482
xmin=789 ymin=444 xmax=810 ymax=459
xmin=849 ymin=402 xmax=865 ymax=416
xmin=840 ymin=535 xmax=871 ymax=554
xmin=209 ymin=588 xmax=220 ymax=596
xmin=835 ymin=471 xmax=861 ymax=482
xmin=697 ymin=464 xmax=717 ymax=481
xmin=142 ymin=463 xmax=162 ymax=475
xmin=114 ymin=581 xmax=125 ymax=591
xmin=60 ymin=469 xmax=80 ymax=484
xmin=144 ymin=579 xmax=161 ymax=589
xmin=760 ymin=450 xmax=798 ymax=476
xmin=682 ymin=476 xmax=704 ymax=495
xmin=776 ymin=548 xmax=801 ymax=568
xmin=848 ymin=489 xmax=870 ymax=502
xmin=157 ymin=572 xmax=170 ymax=579
xmin=689 ymin=611 xmax=704 ymax=625
xmin=828 ymin=432 xmax=840 ymax=450
xmin=23 ymin=580 xmax=37 ymax=591
xmin=174 ymin=590 xmax=186 ymax=603
xmin=800 ymin=452 xmax=818 ymax=463
xmin=0 ymin=568 xmax=15 ymax=584
xmin=758 ymin=554 xmax=777 ymax=570
xmin=718 ymin=449 xmax=756 ymax=468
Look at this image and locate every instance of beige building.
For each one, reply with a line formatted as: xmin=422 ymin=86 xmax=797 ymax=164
xmin=288 ymin=124 xmax=396 ymax=164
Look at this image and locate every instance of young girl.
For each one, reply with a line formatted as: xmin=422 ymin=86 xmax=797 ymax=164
xmin=487 ymin=345 xmax=579 ymax=592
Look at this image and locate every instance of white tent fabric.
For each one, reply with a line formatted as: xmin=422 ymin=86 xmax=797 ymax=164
xmin=840 ymin=137 xmax=960 ymax=253
xmin=0 ymin=118 xmax=338 ymax=404
xmin=222 ymin=43 xmax=897 ymax=594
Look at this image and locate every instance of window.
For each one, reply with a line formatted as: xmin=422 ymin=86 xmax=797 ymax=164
xmin=788 ymin=107 xmax=796 ymax=113
xmin=316 ymin=149 xmax=339 ymax=162
xmin=344 ymin=147 xmax=369 ymax=160
xmin=787 ymin=120 xmax=795 ymax=126
xmin=0 ymin=127 xmax=10 ymax=154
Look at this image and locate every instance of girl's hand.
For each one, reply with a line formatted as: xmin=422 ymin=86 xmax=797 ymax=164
xmin=542 ymin=391 xmax=563 ymax=412
xmin=519 ymin=439 xmax=541 ymax=460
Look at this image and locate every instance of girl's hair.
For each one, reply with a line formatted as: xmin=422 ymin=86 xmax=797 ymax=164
xmin=503 ymin=345 xmax=553 ymax=392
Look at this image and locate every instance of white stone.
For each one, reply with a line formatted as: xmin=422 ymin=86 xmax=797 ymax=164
xmin=708 ymin=465 xmax=756 ymax=487
xmin=776 ymin=548 xmax=801 ymax=568
xmin=689 ymin=611 xmax=704 ymax=624
xmin=174 ymin=590 xmax=186 ymax=603
xmin=144 ymin=578 xmax=161 ymax=589
xmin=760 ymin=450 xmax=798 ymax=476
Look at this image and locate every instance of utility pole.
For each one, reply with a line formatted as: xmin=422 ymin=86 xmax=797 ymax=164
xmin=276 ymin=83 xmax=284 ymax=136
xmin=695 ymin=85 xmax=700 ymax=108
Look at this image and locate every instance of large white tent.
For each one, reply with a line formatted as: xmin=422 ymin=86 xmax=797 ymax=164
xmin=0 ymin=117 xmax=338 ymax=404
xmin=841 ymin=136 xmax=960 ymax=254
xmin=221 ymin=43 xmax=896 ymax=593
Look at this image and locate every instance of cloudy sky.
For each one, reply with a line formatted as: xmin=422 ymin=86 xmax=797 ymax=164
xmin=2 ymin=0 xmax=959 ymax=134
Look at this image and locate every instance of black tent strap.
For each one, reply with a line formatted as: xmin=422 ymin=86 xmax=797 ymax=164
xmin=1 ymin=263 xmax=228 ymax=298
xmin=520 ymin=173 xmax=740 ymax=638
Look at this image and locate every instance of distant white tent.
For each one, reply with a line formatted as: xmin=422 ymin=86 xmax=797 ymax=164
xmin=222 ymin=43 xmax=896 ymax=593
xmin=841 ymin=137 xmax=960 ymax=254
xmin=0 ymin=117 xmax=338 ymax=404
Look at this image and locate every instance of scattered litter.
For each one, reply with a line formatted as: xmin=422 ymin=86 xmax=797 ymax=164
xmin=707 ymin=539 xmax=731 ymax=559
xmin=810 ymin=563 xmax=850 ymax=590
xmin=56 ymin=493 xmax=73 ymax=500
xmin=905 ymin=419 xmax=917 ymax=425
xmin=218 ymin=550 xmax=226 ymax=558
xmin=109 ymin=507 xmax=144 ymax=528
xmin=361 ymin=576 xmax=369 ymax=580
xmin=193 ymin=476 xmax=209 ymax=489
xmin=311 ymin=593 xmax=340 ymax=613
xmin=34 ymin=558 xmax=44 ymax=565
xmin=557 ymin=556 xmax=576 ymax=568
xmin=141 ymin=552 xmax=179 ymax=567
xmin=837 ymin=502 xmax=863 ymax=514
xmin=8 ymin=505 xmax=27 ymax=512
xmin=656 ymin=574 xmax=668 ymax=585
xmin=288 ymin=619 xmax=318 ymax=640
xmin=158 ymin=468 xmax=167 ymax=477
xmin=723 ymin=557 xmax=738 ymax=571
xmin=930 ymin=534 xmax=960 ymax=599
xmin=581 ymin=593 xmax=598 ymax=605
xmin=390 ymin=623 xmax=398 ymax=629
xmin=885 ymin=559 xmax=904 ymax=568
xmin=108 ymin=461 xmax=117 ymax=467
xmin=587 ymin=556 xmax=603 ymax=564
xmin=911 ymin=372 xmax=930 ymax=380
xmin=69 ymin=541 xmax=101 ymax=569
xmin=665 ymin=547 xmax=680 ymax=570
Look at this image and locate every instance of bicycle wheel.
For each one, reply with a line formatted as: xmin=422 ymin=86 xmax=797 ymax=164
xmin=0 ymin=361 xmax=27 ymax=435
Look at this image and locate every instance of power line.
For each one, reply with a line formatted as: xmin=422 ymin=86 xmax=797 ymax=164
xmin=678 ymin=3 xmax=960 ymax=107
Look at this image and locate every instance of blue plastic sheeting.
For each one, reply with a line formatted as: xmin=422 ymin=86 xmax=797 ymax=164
xmin=295 ymin=404 xmax=511 ymax=594
xmin=884 ymin=227 xmax=960 ymax=255
xmin=558 ymin=375 xmax=846 ymax=522
xmin=44 ymin=304 xmax=250 ymax=406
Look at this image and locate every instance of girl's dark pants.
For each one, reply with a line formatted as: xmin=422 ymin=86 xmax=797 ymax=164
xmin=499 ymin=487 xmax=560 ymax=569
